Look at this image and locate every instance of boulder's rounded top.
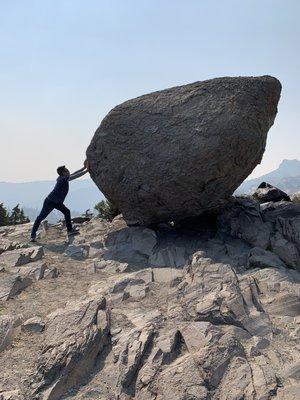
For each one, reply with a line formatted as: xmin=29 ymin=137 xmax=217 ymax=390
xmin=112 ymin=75 xmax=281 ymax=110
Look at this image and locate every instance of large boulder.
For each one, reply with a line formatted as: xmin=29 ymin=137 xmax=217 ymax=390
xmin=87 ymin=76 xmax=281 ymax=225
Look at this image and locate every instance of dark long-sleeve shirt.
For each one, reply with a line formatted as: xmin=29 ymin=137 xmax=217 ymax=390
xmin=47 ymin=168 xmax=87 ymax=204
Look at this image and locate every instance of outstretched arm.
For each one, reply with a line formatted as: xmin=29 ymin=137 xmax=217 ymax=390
xmin=69 ymin=168 xmax=88 ymax=181
xmin=69 ymin=160 xmax=89 ymax=181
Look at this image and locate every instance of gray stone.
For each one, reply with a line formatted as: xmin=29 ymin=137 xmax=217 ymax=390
xmin=183 ymin=260 xmax=272 ymax=337
xmin=64 ymin=244 xmax=89 ymax=260
xmin=214 ymin=357 xmax=254 ymax=399
xmin=276 ymin=386 xmax=300 ymax=400
xmin=262 ymin=201 xmax=300 ymax=222
xmin=17 ymin=262 xmax=47 ymax=280
xmin=124 ymin=284 xmax=149 ymax=300
xmin=0 ymin=239 xmax=17 ymax=255
xmin=137 ymin=329 xmax=208 ymax=400
xmin=284 ymin=363 xmax=300 ymax=380
xmin=110 ymin=277 xmax=146 ymax=293
xmin=273 ymin=216 xmax=300 ymax=271
xmin=16 ymin=262 xmax=58 ymax=281
xmin=149 ymin=245 xmax=188 ymax=267
xmin=218 ymin=197 xmax=271 ymax=249
xmin=0 ymin=246 xmax=44 ymax=267
xmin=249 ymin=336 xmax=270 ymax=356
xmin=251 ymin=357 xmax=278 ymax=399
xmin=136 ymin=329 xmax=181 ymax=390
xmin=117 ymin=326 xmax=155 ymax=392
xmin=219 ymin=196 xmax=300 ymax=272
xmin=88 ymin=240 xmax=104 ymax=258
xmin=0 ymin=274 xmax=32 ymax=301
xmin=0 ymin=315 xmax=23 ymax=352
xmin=271 ymin=233 xmax=300 ymax=270
xmin=267 ymin=281 xmax=281 ymax=292
xmin=33 ymin=297 xmax=109 ymax=400
xmin=87 ymin=76 xmax=281 ymax=225
xmin=0 ymin=390 xmax=23 ymax=400
xmin=180 ymin=322 xmax=212 ymax=353
xmin=104 ymin=227 xmax=157 ymax=265
xmin=110 ymin=291 xmax=129 ymax=305
xmin=93 ymin=259 xmax=129 ymax=274
xmin=0 ymin=249 xmax=31 ymax=267
xmin=152 ymin=267 xmax=183 ymax=285
xmin=30 ymin=246 xmax=44 ymax=262
xmin=290 ymin=327 xmax=300 ymax=340
xmin=21 ymin=317 xmax=45 ymax=333
xmin=247 ymin=246 xmax=286 ymax=269
xmin=264 ymin=293 xmax=300 ymax=317
xmin=43 ymin=267 xmax=59 ymax=279
xmin=252 ymin=182 xmax=291 ymax=203
xmin=133 ymin=268 xmax=153 ymax=284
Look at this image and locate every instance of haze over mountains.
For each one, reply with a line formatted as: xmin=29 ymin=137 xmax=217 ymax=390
xmin=0 ymin=159 xmax=299 ymax=222
xmin=0 ymin=178 xmax=104 ymax=222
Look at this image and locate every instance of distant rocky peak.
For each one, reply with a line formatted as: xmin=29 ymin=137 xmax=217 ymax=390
xmin=278 ymin=159 xmax=300 ymax=175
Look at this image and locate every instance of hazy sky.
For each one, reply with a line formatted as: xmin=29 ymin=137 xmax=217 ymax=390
xmin=0 ymin=0 xmax=299 ymax=182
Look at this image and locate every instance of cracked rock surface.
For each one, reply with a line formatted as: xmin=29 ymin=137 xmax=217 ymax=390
xmin=0 ymin=197 xmax=299 ymax=399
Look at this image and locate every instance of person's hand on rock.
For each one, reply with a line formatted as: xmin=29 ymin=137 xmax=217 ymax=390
xmin=84 ymin=159 xmax=90 ymax=171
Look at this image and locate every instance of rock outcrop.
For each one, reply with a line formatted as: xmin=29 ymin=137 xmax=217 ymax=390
xmin=32 ymin=297 xmax=109 ymax=400
xmin=0 ymin=315 xmax=22 ymax=352
xmin=0 ymin=194 xmax=300 ymax=399
xmin=252 ymin=182 xmax=291 ymax=203
xmin=0 ymin=246 xmax=44 ymax=268
xmin=87 ymin=75 xmax=281 ymax=225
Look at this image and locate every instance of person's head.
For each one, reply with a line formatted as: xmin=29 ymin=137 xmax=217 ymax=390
xmin=57 ymin=165 xmax=70 ymax=177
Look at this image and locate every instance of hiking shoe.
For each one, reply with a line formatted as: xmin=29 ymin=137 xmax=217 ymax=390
xmin=30 ymin=237 xmax=37 ymax=243
xmin=67 ymin=228 xmax=80 ymax=237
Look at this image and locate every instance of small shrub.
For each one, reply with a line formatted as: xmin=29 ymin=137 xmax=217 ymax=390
xmin=94 ymin=200 xmax=120 ymax=221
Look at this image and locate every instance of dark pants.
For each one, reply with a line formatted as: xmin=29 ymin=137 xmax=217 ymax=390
xmin=31 ymin=198 xmax=72 ymax=237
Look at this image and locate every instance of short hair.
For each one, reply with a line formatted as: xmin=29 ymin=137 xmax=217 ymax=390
xmin=57 ymin=165 xmax=66 ymax=176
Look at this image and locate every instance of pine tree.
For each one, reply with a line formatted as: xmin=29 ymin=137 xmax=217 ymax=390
xmin=8 ymin=204 xmax=30 ymax=225
xmin=19 ymin=208 xmax=30 ymax=224
xmin=0 ymin=203 xmax=9 ymax=226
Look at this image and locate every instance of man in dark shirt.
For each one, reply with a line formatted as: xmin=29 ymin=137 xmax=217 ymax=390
xmin=30 ymin=161 xmax=89 ymax=242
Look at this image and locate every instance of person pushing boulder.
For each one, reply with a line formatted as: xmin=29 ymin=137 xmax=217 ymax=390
xmin=30 ymin=160 xmax=89 ymax=242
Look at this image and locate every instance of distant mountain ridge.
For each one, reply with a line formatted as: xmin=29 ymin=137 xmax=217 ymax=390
xmin=0 ymin=178 xmax=104 ymax=221
xmin=236 ymin=159 xmax=300 ymax=194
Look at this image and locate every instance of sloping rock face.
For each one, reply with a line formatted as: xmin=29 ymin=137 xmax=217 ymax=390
xmin=0 ymin=196 xmax=300 ymax=399
xmin=87 ymin=76 xmax=281 ymax=225
xmin=0 ymin=315 xmax=22 ymax=352
xmin=219 ymin=198 xmax=300 ymax=270
xmin=32 ymin=297 xmax=109 ymax=400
